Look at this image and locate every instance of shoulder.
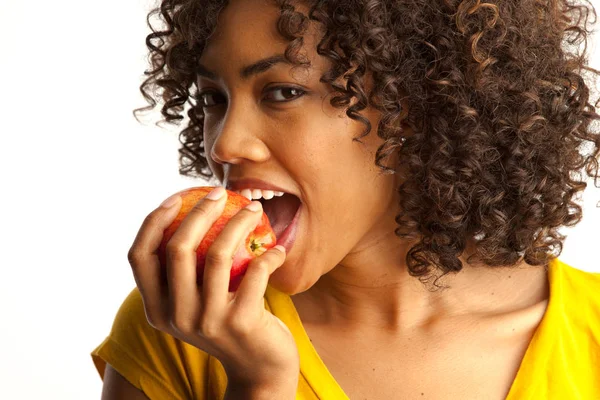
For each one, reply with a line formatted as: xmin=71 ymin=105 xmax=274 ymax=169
xmin=540 ymin=259 xmax=600 ymax=395
xmin=552 ymin=258 xmax=600 ymax=310
xmin=549 ymin=258 xmax=600 ymax=351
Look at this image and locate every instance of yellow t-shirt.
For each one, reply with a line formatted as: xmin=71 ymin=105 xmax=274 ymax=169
xmin=91 ymin=258 xmax=600 ymax=399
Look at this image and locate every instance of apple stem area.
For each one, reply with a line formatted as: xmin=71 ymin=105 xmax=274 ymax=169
xmin=250 ymin=239 xmax=264 ymax=253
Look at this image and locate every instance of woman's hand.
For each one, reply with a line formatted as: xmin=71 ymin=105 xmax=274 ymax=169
xmin=126 ymin=187 xmax=300 ymax=389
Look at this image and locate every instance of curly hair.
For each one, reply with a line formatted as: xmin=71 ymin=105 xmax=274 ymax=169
xmin=134 ymin=0 xmax=600 ymax=284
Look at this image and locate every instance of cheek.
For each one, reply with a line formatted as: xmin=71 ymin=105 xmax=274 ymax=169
xmin=278 ymin=112 xmax=350 ymax=163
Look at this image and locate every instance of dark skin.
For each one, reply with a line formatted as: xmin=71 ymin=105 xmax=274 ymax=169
xmin=102 ymin=0 xmax=550 ymax=398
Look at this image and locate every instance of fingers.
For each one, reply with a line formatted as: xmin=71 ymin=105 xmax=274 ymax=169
xmin=130 ymin=186 xmax=275 ymax=341
xmin=233 ymin=245 xmax=286 ymax=314
xmin=127 ymin=194 xmax=182 ymax=330
xmin=201 ymin=200 xmax=264 ymax=314
xmin=165 ymin=187 xmax=227 ymax=332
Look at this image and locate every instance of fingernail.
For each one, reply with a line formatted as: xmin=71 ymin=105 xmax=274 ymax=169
xmin=206 ymin=187 xmax=226 ymax=200
xmin=160 ymin=193 xmax=180 ymax=208
xmin=245 ymin=201 xmax=262 ymax=212
xmin=274 ymin=245 xmax=286 ymax=253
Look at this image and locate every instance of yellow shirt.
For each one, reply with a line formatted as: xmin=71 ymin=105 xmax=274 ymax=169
xmin=91 ymin=258 xmax=600 ymax=399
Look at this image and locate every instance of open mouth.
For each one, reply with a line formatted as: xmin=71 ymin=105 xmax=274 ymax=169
xmin=259 ymin=193 xmax=302 ymax=239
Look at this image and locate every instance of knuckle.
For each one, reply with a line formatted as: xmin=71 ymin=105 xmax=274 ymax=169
xmin=249 ymin=259 xmax=271 ymax=274
xmin=164 ymin=240 xmax=182 ymax=254
xmin=165 ymin=241 xmax=192 ymax=261
xmin=198 ymin=317 xmax=221 ymax=339
xmin=249 ymin=261 xmax=271 ymax=275
xmin=145 ymin=311 xmax=166 ymax=331
xmin=190 ymin=202 xmax=215 ymax=218
xmin=227 ymin=314 xmax=253 ymax=336
xmin=170 ymin=316 xmax=193 ymax=335
xmin=127 ymin=247 xmax=142 ymax=265
xmin=205 ymin=249 xmax=232 ymax=266
xmin=168 ymin=303 xmax=192 ymax=334
xmin=143 ymin=210 xmax=163 ymax=228
xmin=248 ymin=255 xmax=275 ymax=274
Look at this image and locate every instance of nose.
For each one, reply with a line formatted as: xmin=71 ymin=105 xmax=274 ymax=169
xmin=208 ymin=102 xmax=270 ymax=166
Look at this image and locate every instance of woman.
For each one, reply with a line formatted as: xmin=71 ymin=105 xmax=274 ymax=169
xmin=92 ymin=0 xmax=600 ymax=398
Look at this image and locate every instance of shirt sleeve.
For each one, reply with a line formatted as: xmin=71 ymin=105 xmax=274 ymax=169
xmin=91 ymin=288 xmax=211 ymax=400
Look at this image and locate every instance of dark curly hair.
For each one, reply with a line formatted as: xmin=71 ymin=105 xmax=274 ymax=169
xmin=133 ymin=0 xmax=600 ymax=284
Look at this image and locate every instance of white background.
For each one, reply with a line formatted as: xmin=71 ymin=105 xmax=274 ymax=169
xmin=1 ymin=0 xmax=599 ymax=398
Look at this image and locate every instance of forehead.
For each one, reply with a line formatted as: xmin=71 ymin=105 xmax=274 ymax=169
xmin=201 ymin=0 xmax=288 ymax=60
xmin=199 ymin=0 xmax=320 ymax=68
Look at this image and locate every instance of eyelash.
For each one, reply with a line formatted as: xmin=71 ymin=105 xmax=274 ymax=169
xmin=195 ymin=86 xmax=306 ymax=108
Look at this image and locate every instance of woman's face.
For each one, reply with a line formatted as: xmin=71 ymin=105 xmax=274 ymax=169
xmin=199 ymin=0 xmax=402 ymax=294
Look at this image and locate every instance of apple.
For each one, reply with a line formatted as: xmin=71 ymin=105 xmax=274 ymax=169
xmin=157 ymin=186 xmax=277 ymax=292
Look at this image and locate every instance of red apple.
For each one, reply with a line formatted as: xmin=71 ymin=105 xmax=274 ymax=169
xmin=157 ymin=186 xmax=277 ymax=292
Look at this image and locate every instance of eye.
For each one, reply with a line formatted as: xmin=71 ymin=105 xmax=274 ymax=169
xmin=196 ymin=86 xmax=306 ymax=109
xmin=196 ymin=91 xmax=226 ymax=108
xmin=264 ymin=86 xmax=306 ymax=102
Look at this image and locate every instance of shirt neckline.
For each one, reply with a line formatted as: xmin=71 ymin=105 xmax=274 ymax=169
xmin=505 ymin=257 xmax=561 ymax=399
xmin=265 ymin=258 xmax=561 ymax=399
xmin=265 ymin=286 xmax=349 ymax=398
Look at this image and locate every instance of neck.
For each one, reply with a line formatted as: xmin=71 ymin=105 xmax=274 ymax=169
xmin=291 ymin=245 xmax=549 ymax=333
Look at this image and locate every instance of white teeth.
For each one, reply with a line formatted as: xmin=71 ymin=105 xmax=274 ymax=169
xmin=235 ymin=188 xmax=285 ymax=201
xmin=239 ymin=189 xmax=253 ymax=201
xmin=251 ymin=189 xmax=262 ymax=200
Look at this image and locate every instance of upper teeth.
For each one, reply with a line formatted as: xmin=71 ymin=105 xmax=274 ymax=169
xmin=235 ymin=188 xmax=285 ymax=201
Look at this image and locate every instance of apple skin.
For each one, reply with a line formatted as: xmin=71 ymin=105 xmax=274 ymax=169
xmin=157 ymin=186 xmax=277 ymax=292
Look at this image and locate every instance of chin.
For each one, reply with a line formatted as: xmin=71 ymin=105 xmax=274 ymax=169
xmin=268 ymin=267 xmax=315 ymax=296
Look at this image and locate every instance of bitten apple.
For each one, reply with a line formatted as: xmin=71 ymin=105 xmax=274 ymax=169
xmin=157 ymin=186 xmax=277 ymax=292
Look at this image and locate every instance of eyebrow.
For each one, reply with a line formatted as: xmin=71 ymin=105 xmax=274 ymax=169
xmin=196 ymin=54 xmax=292 ymax=81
